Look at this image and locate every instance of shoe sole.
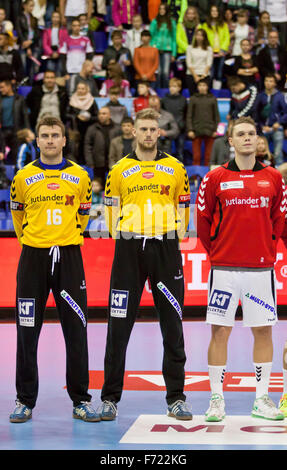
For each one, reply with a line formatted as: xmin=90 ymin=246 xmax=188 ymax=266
xmin=205 ymin=415 xmax=225 ymax=422
xmin=100 ymin=415 xmax=117 ymax=421
xmin=73 ymin=414 xmax=101 ymax=422
xmin=251 ymin=412 xmax=285 ymax=420
xmin=9 ymin=415 xmax=32 ymax=423
xmin=167 ymin=412 xmax=193 ymax=420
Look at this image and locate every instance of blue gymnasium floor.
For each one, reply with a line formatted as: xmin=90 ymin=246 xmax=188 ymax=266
xmin=0 ymin=320 xmax=287 ymax=453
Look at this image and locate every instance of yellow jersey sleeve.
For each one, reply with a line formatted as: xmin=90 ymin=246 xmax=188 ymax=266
xmin=104 ymin=164 xmax=121 ymax=239
xmin=10 ymin=172 xmax=25 ymax=243
xmin=78 ymin=170 xmax=92 ymax=234
xmin=174 ymin=164 xmax=191 ymax=241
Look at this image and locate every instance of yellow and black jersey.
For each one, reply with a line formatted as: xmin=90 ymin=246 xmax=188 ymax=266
xmin=104 ymin=151 xmax=190 ymax=240
xmin=10 ymin=158 xmax=91 ymax=248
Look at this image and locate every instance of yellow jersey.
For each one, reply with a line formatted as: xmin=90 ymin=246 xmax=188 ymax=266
xmin=104 ymin=151 xmax=190 ymax=240
xmin=10 ymin=158 xmax=91 ymax=248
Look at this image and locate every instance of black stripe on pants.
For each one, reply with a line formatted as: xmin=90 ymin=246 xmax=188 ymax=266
xmin=15 ymin=244 xmax=91 ymax=408
xmin=101 ymin=233 xmax=187 ymax=405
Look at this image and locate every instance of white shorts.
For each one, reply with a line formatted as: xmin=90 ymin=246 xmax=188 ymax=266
xmin=206 ymin=269 xmax=277 ymax=327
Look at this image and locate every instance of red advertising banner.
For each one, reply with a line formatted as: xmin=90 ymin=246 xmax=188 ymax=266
xmin=1 ymin=237 xmax=287 ymax=307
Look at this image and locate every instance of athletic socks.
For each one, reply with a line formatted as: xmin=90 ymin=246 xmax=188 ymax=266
xmin=208 ymin=365 xmax=226 ymax=397
xmin=254 ymin=362 xmax=272 ymax=398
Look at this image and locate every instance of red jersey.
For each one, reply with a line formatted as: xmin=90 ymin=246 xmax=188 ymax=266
xmin=133 ymin=96 xmax=149 ymax=114
xmin=196 ymin=159 xmax=286 ymax=268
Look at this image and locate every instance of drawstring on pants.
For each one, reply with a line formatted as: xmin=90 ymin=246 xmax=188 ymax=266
xmin=49 ymin=246 xmax=60 ymax=275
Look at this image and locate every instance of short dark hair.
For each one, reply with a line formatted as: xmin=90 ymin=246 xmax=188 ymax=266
xmin=141 ymin=29 xmax=151 ymax=38
xmin=265 ymin=73 xmax=277 ymax=82
xmin=44 ymin=69 xmax=56 ymax=76
xmin=111 ymin=29 xmax=122 ymax=39
xmin=121 ymin=117 xmax=134 ymax=125
xmin=36 ymin=116 xmax=66 ymax=136
xmin=227 ymin=76 xmax=244 ymax=88
xmin=108 ymin=85 xmax=121 ymax=95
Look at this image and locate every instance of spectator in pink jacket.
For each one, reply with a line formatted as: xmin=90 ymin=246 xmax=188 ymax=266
xmin=42 ymin=10 xmax=68 ymax=75
xmin=112 ymin=0 xmax=139 ymax=29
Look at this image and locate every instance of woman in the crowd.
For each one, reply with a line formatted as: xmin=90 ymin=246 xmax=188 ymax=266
xmin=185 ymin=28 xmax=213 ymax=95
xmin=149 ymin=2 xmax=177 ymax=88
xmin=255 ymin=10 xmax=277 ymax=53
xmin=200 ymin=5 xmax=230 ymax=89
xmin=99 ymin=62 xmax=131 ymax=97
xmin=16 ymin=0 xmax=41 ymax=83
xmin=67 ymin=81 xmax=98 ymax=164
xmin=229 ymin=9 xmax=255 ymax=57
xmin=255 ymin=135 xmax=275 ymax=167
xmin=176 ymin=6 xmax=199 ymax=55
xmin=233 ymin=38 xmax=259 ymax=86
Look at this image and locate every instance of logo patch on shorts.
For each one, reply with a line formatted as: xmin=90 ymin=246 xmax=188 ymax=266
xmin=208 ymin=289 xmax=232 ymax=316
xmin=18 ymin=298 xmax=35 ymax=327
xmin=111 ymin=289 xmax=129 ymax=318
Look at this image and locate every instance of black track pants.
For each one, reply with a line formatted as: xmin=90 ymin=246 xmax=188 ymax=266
xmin=101 ymin=233 xmax=187 ymax=405
xmin=15 ymin=244 xmax=91 ymax=408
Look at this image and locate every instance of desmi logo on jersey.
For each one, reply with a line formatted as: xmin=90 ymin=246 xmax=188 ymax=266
xmin=18 ymin=298 xmax=35 ymax=327
xmin=61 ymin=173 xmax=80 ymax=185
xmin=122 ymin=165 xmax=141 ymax=178
xmin=208 ymin=290 xmax=232 ymax=316
xmin=155 ymin=164 xmax=174 ymax=175
xmin=111 ymin=289 xmax=129 ymax=318
xmin=25 ymin=173 xmax=45 ymax=186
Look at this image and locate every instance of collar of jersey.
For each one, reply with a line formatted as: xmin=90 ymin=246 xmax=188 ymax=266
xmin=38 ymin=158 xmax=67 ymax=170
xmin=127 ymin=150 xmax=167 ymax=161
xmin=225 ymin=159 xmax=265 ymax=172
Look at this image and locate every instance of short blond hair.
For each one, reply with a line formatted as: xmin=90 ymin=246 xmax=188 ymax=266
xmin=134 ymin=108 xmax=160 ymax=125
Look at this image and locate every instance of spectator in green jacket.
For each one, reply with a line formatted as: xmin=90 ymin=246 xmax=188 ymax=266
xmin=199 ymin=4 xmax=230 ymax=89
xmin=149 ymin=3 xmax=177 ymax=88
xmin=176 ymin=6 xmax=200 ymax=54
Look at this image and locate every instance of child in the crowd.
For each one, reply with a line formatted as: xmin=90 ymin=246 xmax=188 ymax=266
xmin=124 ymin=14 xmax=146 ymax=57
xmin=16 ymin=128 xmax=36 ymax=171
xmin=99 ymin=62 xmax=132 ymax=97
xmin=186 ymin=78 xmax=220 ymax=166
xmin=106 ymin=85 xmax=129 ymax=124
xmin=89 ymin=176 xmax=106 ymax=231
xmin=109 ymin=116 xmax=135 ymax=168
xmin=161 ymin=78 xmax=187 ymax=161
xmin=91 ymin=177 xmax=104 ymax=207
xmin=133 ymin=29 xmax=159 ymax=88
xmin=133 ymin=80 xmax=152 ymax=115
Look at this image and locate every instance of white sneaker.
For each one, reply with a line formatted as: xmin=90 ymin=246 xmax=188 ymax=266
xmin=252 ymin=395 xmax=285 ymax=420
xmin=205 ymin=393 xmax=225 ymax=422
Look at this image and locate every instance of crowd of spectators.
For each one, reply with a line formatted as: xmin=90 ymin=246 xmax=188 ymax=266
xmin=1 ymin=0 xmax=287 ymax=215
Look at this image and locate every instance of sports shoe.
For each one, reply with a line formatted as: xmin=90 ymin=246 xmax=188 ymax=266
xmin=279 ymin=393 xmax=287 ymax=417
xmin=252 ymin=395 xmax=285 ymax=420
xmin=10 ymin=400 xmax=32 ymax=423
xmin=167 ymin=400 xmax=193 ymax=420
xmin=205 ymin=394 xmax=225 ymax=422
xmin=73 ymin=401 xmax=101 ymax=422
xmin=97 ymin=400 xmax=118 ymax=421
